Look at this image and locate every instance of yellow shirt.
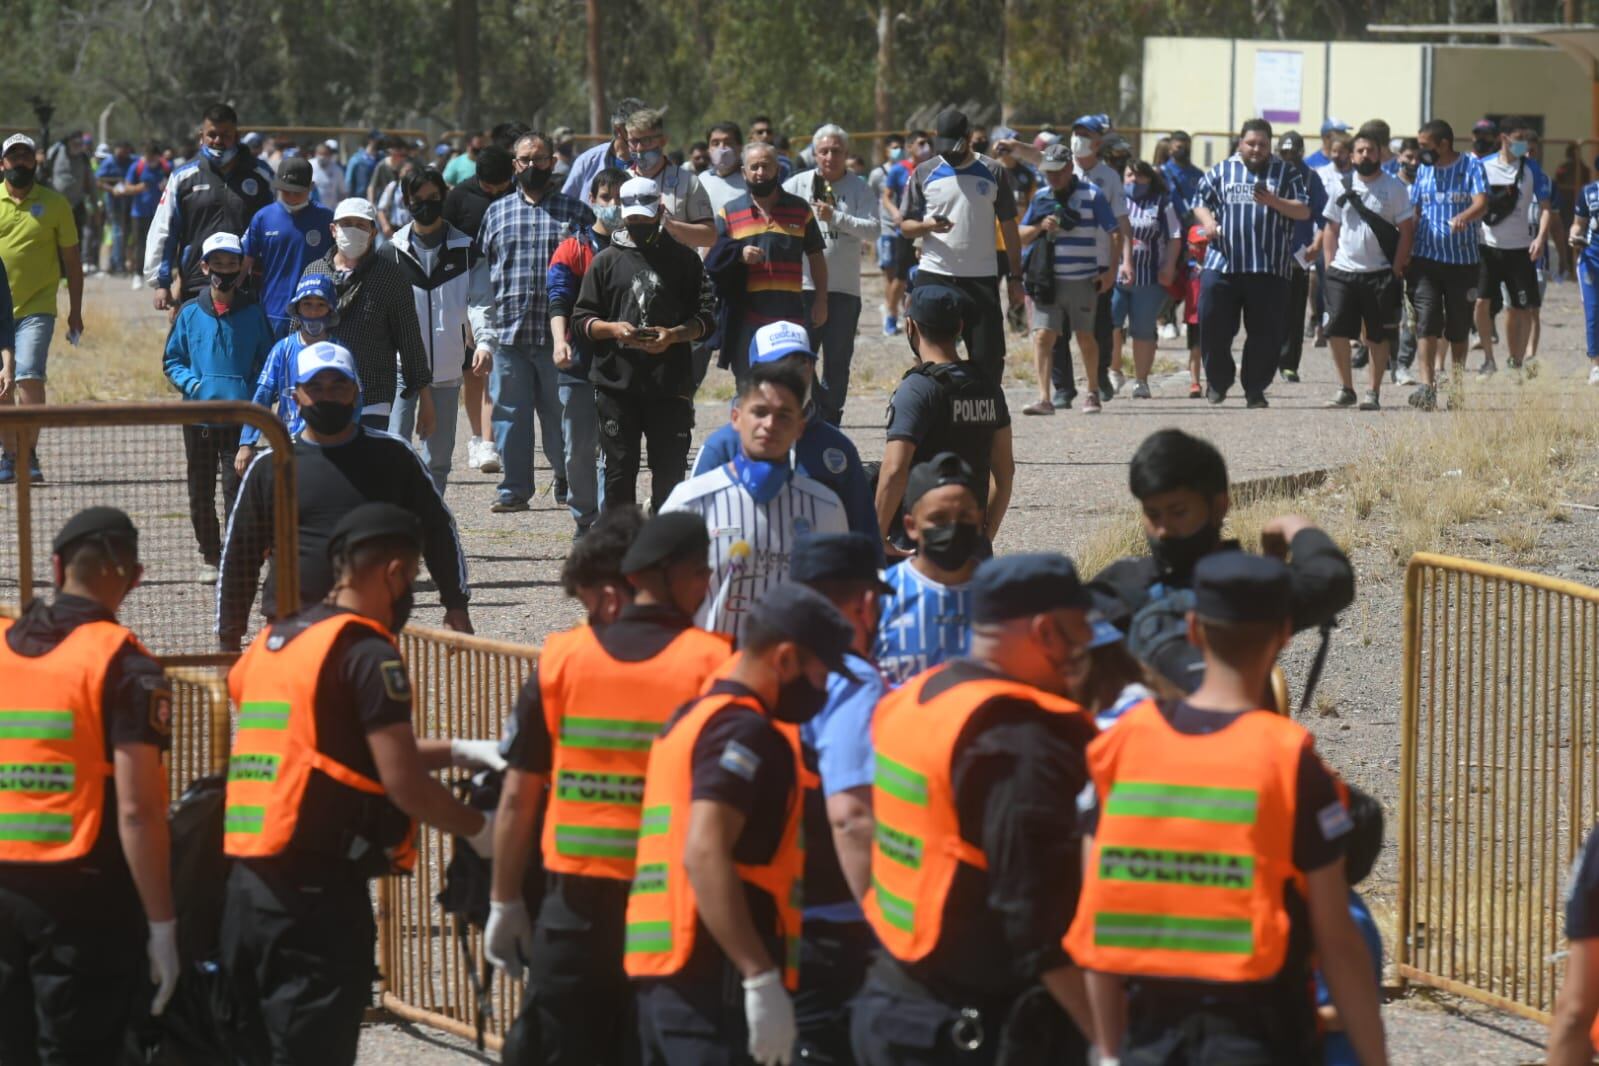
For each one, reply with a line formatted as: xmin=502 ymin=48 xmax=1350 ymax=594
xmin=0 ymin=184 xmax=77 ymax=319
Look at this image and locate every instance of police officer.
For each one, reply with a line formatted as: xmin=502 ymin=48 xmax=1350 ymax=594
xmin=626 ymin=583 xmax=858 ymax=1066
xmin=789 ymin=532 xmax=893 ymax=1063
xmin=875 ymin=285 xmax=1014 ymax=556
xmin=1067 ymin=553 xmax=1387 ymax=1065
xmin=219 ymin=502 xmax=499 ymax=1065
xmin=485 ymin=511 xmax=732 ymax=1065
xmin=852 ymin=553 xmax=1101 ymax=1065
xmin=0 ymin=508 xmax=179 ymax=1062
xmin=1090 ymin=428 xmax=1354 ymax=696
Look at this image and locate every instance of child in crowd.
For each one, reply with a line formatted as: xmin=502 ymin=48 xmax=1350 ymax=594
xmin=1184 ymin=224 xmax=1207 ymax=398
xmin=235 ymin=274 xmax=342 ymax=475
xmin=1316 ymin=785 xmax=1386 ymax=1065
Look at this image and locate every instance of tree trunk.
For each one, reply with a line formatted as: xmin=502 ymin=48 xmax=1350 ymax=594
xmin=999 ymin=0 xmax=1013 ymax=125
xmin=1496 ymin=0 xmax=1517 ymax=46
xmin=875 ymin=0 xmax=893 ymax=161
xmin=586 ymin=0 xmax=606 ymax=136
xmin=452 ymin=0 xmax=480 ymax=132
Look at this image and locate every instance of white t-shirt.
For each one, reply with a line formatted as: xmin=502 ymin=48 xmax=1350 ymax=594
xmin=902 ymin=154 xmax=1017 ymax=278
xmin=782 ymin=170 xmax=878 ymax=297
xmin=1075 ymin=159 xmax=1130 ymax=220
xmin=699 ymin=169 xmax=748 ymax=219
xmin=1321 ymin=169 xmax=1414 ymax=273
xmin=1479 ymin=156 xmax=1539 ymax=250
xmin=643 ymin=161 xmax=713 ymax=225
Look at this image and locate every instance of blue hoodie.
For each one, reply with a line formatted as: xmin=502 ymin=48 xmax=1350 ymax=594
xmin=163 ymin=292 xmax=274 ymax=423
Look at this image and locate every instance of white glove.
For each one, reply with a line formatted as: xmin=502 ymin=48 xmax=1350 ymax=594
xmin=148 ymin=919 xmax=180 ymax=1016
xmin=466 ymin=810 xmax=495 ymax=858
xmin=742 ymin=969 xmax=796 ymax=1066
xmin=484 ymin=899 xmax=534 ymax=982
xmin=451 ymin=738 xmax=508 ymax=772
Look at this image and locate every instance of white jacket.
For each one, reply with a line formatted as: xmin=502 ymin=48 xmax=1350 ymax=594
xmin=383 ymin=223 xmax=474 ymax=386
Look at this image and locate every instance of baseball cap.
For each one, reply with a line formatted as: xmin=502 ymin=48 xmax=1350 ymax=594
xmin=1194 ymin=551 xmax=1292 ymax=624
xmin=332 ymin=197 xmax=378 ymax=224
xmin=552 ymin=126 xmax=574 ymax=146
xmin=294 ymin=341 xmax=360 ymax=386
xmin=932 ymin=108 xmax=971 ymax=155
xmin=200 ymin=232 xmax=243 ymax=260
xmin=1473 ymin=117 xmax=1498 ymax=135
xmin=1320 ymin=118 xmax=1350 ymax=135
xmin=619 ymin=176 xmax=662 ymax=220
xmin=1101 ymin=133 xmax=1131 ymax=154
xmin=988 ymin=125 xmax=1018 ymax=144
xmin=1187 ymin=223 xmax=1209 ymax=247
xmin=328 ymin=502 xmax=422 ymax=561
xmin=906 ymin=284 xmax=971 ymax=334
xmin=970 ymin=553 xmax=1093 ymax=625
xmin=790 ymin=532 xmax=893 ymax=593
xmin=904 ymin=452 xmax=980 ymax=510
xmin=747 ymin=583 xmax=859 ymax=678
xmin=749 ymin=321 xmax=814 ymax=367
xmin=1072 ymin=114 xmax=1109 ymax=135
xmin=1039 ymin=142 xmax=1073 ymax=173
xmin=53 ymin=506 xmax=138 ymax=558
xmin=621 ymin=512 xmax=710 ymax=575
xmin=435 ymin=143 xmax=451 ymax=158
xmin=323 ymin=138 xmax=340 ymax=152
xmin=1278 ymin=131 xmax=1305 ymax=154
xmin=273 ymin=156 xmax=312 ymax=192
xmin=289 ymin=274 xmax=338 ymax=316
xmin=2 ymin=133 xmax=36 ymax=156
xmin=242 ymin=132 xmax=263 ymax=149
xmin=1034 ymin=130 xmax=1061 ymax=150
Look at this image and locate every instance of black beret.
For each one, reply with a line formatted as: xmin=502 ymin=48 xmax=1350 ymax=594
xmin=790 ymin=532 xmax=891 ymax=591
xmin=327 ymin=502 xmax=422 ymax=560
xmin=748 ymin=583 xmax=858 ymax=678
xmin=622 ymin=512 xmax=709 ymax=575
xmin=1194 ymin=551 xmax=1292 ymax=623
xmin=52 ymin=506 xmax=138 ymax=557
xmin=904 ymin=452 xmax=981 ymax=511
xmin=970 ymin=553 xmax=1091 ymax=624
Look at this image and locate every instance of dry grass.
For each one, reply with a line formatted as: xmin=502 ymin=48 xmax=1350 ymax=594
xmin=45 ymin=303 xmax=173 ymax=403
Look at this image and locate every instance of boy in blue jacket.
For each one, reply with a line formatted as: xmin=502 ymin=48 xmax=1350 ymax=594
xmin=235 ymin=274 xmax=344 ymax=475
xmin=162 ymin=231 xmax=274 ymax=583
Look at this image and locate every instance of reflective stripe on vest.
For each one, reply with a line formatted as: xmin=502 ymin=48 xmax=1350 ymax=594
xmin=224 ymin=613 xmax=415 ymax=870
xmin=1065 ymin=700 xmax=1309 ymax=982
xmin=862 ymin=664 xmax=1090 ymax=963
xmin=622 ymin=691 xmax=805 ymax=989
xmin=0 ymin=619 xmax=130 ymax=864
xmin=539 ymin=624 xmax=731 ymax=881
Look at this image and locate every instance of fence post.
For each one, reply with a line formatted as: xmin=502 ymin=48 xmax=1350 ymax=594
xmin=1397 ymin=555 xmax=1423 ymax=993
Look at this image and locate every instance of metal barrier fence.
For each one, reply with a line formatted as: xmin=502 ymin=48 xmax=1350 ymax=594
xmin=1397 ymin=552 xmax=1599 ymax=1022
xmin=376 ymin=624 xmax=539 ymax=1049
xmin=165 ymin=665 xmax=231 ymax=797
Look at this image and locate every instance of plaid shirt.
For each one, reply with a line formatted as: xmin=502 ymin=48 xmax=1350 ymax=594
xmin=478 ymin=188 xmax=594 ymax=349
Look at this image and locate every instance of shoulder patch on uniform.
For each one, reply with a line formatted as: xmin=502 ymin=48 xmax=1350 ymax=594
xmin=822 ymin=447 xmax=847 ymax=475
xmin=719 ymin=740 xmax=761 ymax=782
xmin=380 ymin=660 xmax=413 ymax=702
xmin=883 ymin=403 xmax=895 ymax=429
xmin=1317 ymin=800 xmax=1354 ymax=841
xmin=149 ymin=689 xmax=173 ymax=736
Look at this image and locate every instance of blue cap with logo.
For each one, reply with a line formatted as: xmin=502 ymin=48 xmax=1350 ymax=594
xmin=749 ymin=320 xmax=815 ymax=366
xmin=1073 ymin=114 xmax=1110 ymax=135
xmin=1320 ymin=117 xmax=1350 ymax=136
xmin=293 ymin=341 xmax=360 ymax=387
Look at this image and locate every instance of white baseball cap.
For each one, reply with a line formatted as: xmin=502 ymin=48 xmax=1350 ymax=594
xmin=2 ymin=134 xmax=36 ymax=156
xmin=332 ymin=197 xmax=378 ymax=224
xmin=294 ymin=341 xmax=360 ymax=386
xmin=323 ymin=138 xmax=339 ymax=151
xmin=201 ymin=232 xmax=243 ymax=260
xmin=749 ymin=321 xmax=815 ymax=366
xmin=619 ymin=176 xmax=662 ymax=220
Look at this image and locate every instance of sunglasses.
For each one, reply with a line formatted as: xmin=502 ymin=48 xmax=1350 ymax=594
xmin=621 ymin=192 xmax=660 ymax=208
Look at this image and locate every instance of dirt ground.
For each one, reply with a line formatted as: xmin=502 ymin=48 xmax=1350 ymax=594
xmin=18 ymin=267 xmax=1599 ymax=1064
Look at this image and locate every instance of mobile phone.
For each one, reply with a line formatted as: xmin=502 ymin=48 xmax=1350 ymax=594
xmin=932 ymin=214 xmax=951 ymax=226
xmin=632 ymin=327 xmax=662 ymax=342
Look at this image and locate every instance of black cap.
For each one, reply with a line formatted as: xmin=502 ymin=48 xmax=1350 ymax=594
xmin=748 ymin=583 xmax=858 ymax=677
xmin=904 ymin=452 xmax=980 ymax=511
xmin=52 ymin=506 xmax=138 ymax=557
xmin=907 ymin=283 xmax=970 ymax=334
xmin=327 ymin=502 xmax=422 ymax=561
xmin=932 ymin=108 xmax=970 ymax=155
xmin=970 ymin=553 xmax=1092 ymax=624
xmin=1169 ymin=129 xmax=1191 ymax=141
xmin=621 ymin=511 xmax=709 ymax=575
xmin=790 ymin=533 xmax=892 ymax=593
xmin=1194 ymin=551 xmax=1292 ymax=624
xmin=1278 ymin=131 xmax=1305 ymax=154
xmin=273 ymin=155 xmax=313 ymax=192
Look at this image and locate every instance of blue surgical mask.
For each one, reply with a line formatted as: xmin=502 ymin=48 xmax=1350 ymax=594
xmin=1509 ymin=140 xmax=1530 ymax=159
xmin=633 ymin=148 xmax=664 ymax=172
xmin=732 ymin=452 xmax=792 ymax=505
xmin=201 ymin=144 xmax=239 ymax=167
xmin=888 ymin=147 xmax=906 ymax=163
xmin=595 ymin=204 xmax=623 ymax=230
xmin=1125 ymin=181 xmax=1151 ymax=202
xmin=300 ymin=314 xmax=330 ymax=339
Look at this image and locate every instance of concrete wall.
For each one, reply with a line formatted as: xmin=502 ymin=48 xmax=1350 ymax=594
xmin=1430 ymin=44 xmax=1592 ymax=145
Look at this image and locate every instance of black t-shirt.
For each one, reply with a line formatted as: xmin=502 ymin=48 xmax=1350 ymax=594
xmin=885 ymin=361 xmax=1011 ymax=509
xmin=0 ymin=595 xmax=170 ymax=896
xmin=443 ymin=176 xmax=507 ymax=256
xmin=1567 ymin=824 xmax=1599 ymax=940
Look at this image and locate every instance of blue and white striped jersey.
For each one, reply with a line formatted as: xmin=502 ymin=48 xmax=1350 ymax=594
xmin=872 ymin=561 xmax=973 ymax=686
xmin=660 ymin=464 xmax=849 ymax=644
xmin=1194 ymin=154 xmax=1308 ymax=277
xmin=1573 ymin=180 xmax=1599 ymax=268
xmin=1126 ymin=193 xmax=1183 ymax=286
xmin=1409 ymin=152 xmax=1488 ymax=265
xmin=1021 ymin=183 xmax=1118 ymax=279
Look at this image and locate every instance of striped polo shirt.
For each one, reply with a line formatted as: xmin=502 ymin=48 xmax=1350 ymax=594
xmin=716 ymin=190 xmax=824 ymax=327
xmin=1021 ymin=182 xmax=1118 ymax=280
xmin=872 ymin=561 xmax=973 ymax=686
xmin=1409 ymin=152 xmax=1488 ymax=265
xmin=1194 ymin=154 xmax=1308 ymax=277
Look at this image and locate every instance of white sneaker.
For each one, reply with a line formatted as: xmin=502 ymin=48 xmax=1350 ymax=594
xmin=197 ymin=562 xmax=219 ymax=585
xmin=1588 ymin=364 xmax=1599 ymax=386
xmin=1159 ymin=322 xmax=1180 ymax=341
xmin=467 ymin=437 xmax=482 ymax=469
xmin=1395 ymin=366 xmax=1417 ymax=386
xmin=1108 ymin=370 xmax=1127 ymax=392
xmin=479 ymin=444 xmax=502 ymax=474
xmin=130 ymin=276 xmax=144 ymax=291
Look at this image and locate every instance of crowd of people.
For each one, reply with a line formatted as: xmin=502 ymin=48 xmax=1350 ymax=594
xmin=2 ymin=93 xmax=1599 ymax=1066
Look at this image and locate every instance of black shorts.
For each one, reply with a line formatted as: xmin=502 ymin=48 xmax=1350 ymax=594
xmin=1406 ymin=258 xmax=1478 ymax=343
xmin=1477 ymin=245 xmax=1541 ymax=310
xmin=1324 ymin=267 xmax=1401 ymax=343
xmin=1186 ymin=322 xmax=1200 ymax=349
xmin=890 ymin=235 xmax=918 ymax=279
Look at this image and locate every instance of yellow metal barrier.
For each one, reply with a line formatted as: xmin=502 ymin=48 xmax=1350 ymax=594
xmin=165 ymin=665 xmax=231 ymax=798
xmin=376 ymin=624 xmax=539 ymax=1049
xmin=1398 ymin=552 xmax=1599 ymax=1022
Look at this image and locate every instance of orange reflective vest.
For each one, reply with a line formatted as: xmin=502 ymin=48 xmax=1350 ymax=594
xmin=623 ymin=690 xmax=805 ymax=989
xmin=539 ymin=623 xmax=731 ymax=880
xmin=863 ymin=664 xmax=1091 ymax=963
xmin=1065 ymin=699 xmax=1309 ymax=982
xmin=0 ymin=618 xmax=133 ymax=863
xmin=224 ymin=613 xmax=416 ymax=872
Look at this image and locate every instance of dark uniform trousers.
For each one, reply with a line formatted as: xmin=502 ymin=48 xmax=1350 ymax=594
xmin=637 ymin=969 xmax=758 ymax=1066
xmin=1120 ymin=989 xmax=1319 ymax=1066
xmin=794 ymin=919 xmax=875 ymax=1064
xmin=219 ymin=861 xmax=376 ymax=1066
xmin=0 ymin=877 xmax=145 ymax=1065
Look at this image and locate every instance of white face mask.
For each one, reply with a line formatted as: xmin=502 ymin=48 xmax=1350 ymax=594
xmin=280 ymin=195 xmax=308 ymax=214
xmin=334 ymin=225 xmax=371 ymax=258
xmin=1070 ymin=134 xmax=1095 ymax=158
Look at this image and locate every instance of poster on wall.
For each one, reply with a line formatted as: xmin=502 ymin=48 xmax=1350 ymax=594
xmin=1255 ymin=50 xmax=1303 ymax=125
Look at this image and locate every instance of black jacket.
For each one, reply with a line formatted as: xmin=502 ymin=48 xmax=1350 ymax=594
xmin=301 ymin=250 xmax=432 ymax=406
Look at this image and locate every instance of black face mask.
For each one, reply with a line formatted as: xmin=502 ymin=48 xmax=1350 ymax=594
xmin=1148 ymin=522 xmax=1222 ymax=579
xmin=209 ymin=270 xmax=241 ymax=292
xmin=1473 ymin=137 xmax=1495 ymax=156
xmin=772 ymin=672 xmax=829 ymax=724
xmin=1354 ymin=159 xmax=1381 ymax=177
xmin=626 ymin=222 xmax=660 ymax=247
xmin=1401 ymin=162 xmax=1418 ymax=180
xmin=409 ymin=199 xmax=443 ymax=225
xmin=1173 ymin=146 xmax=1190 ymax=163
xmin=1418 ymin=148 xmax=1440 ymax=167
xmin=518 ymin=165 xmax=553 ymax=194
xmin=941 ymin=149 xmax=968 ymax=167
xmin=919 ymin=522 xmax=980 ymax=571
xmin=390 ymin=584 xmax=415 ymax=633
xmin=302 ymin=399 xmax=356 ymax=434
xmin=4 ymin=166 xmax=34 ymax=189
xmin=748 ymin=175 xmax=780 ymax=198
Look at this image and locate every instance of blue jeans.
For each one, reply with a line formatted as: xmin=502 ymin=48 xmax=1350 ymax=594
xmin=1581 ymin=260 xmax=1599 ymax=357
xmin=802 ymin=291 xmax=862 ymax=425
xmin=559 ymin=382 xmax=603 ymax=530
xmin=13 ymin=313 xmax=55 ymax=382
xmin=490 ymin=342 xmax=565 ymax=503
xmin=389 ymin=382 xmax=461 ymax=495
